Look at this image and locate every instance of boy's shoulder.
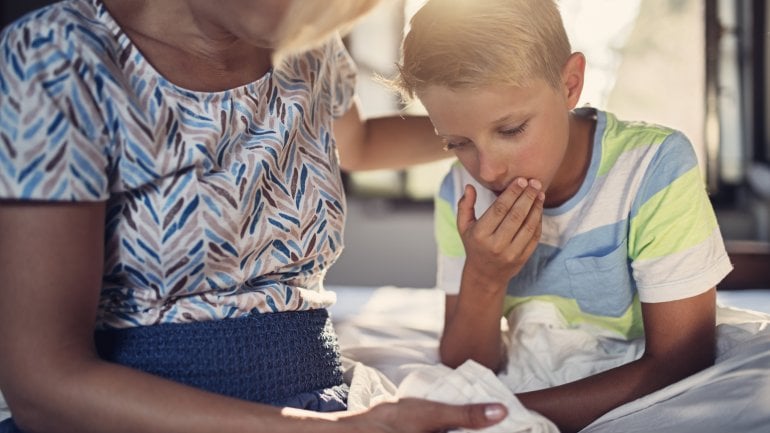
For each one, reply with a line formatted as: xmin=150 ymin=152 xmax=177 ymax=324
xmin=597 ymin=110 xmax=692 ymax=176
xmin=602 ymin=110 xmax=677 ymax=143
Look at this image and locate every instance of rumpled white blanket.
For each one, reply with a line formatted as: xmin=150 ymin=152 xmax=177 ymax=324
xmin=398 ymin=360 xmax=559 ymax=433
xmin=336 ymin=287 xmax=770 ymax=433
xmin=499 ymin=300 xmax=644 ymax=393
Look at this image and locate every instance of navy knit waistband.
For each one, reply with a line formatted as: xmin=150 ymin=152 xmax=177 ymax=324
xmin=94 ymin=308 xmax=344 ymax=405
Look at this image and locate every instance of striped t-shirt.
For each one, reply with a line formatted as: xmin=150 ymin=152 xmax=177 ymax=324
xmin=435 ymin=108 xmax=732 ymax=338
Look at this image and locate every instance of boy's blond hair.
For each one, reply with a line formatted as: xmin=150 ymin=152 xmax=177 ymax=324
xmin=395 ymin=0 xmax=571 ymax=101
xmin=272 ymin=0 xmax=382 ymax=65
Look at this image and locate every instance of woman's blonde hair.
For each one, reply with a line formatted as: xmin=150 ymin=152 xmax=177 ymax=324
xmin=272 ymin=0 xmax=382 ymax=65
xmin=394 ymin=0 xmax=571 ymax=101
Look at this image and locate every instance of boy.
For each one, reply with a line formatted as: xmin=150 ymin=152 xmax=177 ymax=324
xmin=394 ymin=0 xmax=732 ymax=431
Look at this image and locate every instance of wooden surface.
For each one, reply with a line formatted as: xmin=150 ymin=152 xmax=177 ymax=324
xmin=719 ymin=241 xmax=770 ymax=290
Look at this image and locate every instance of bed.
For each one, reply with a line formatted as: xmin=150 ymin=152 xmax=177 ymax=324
xmin=1 ymin=286 xmax=768 ymax=429
xmin=329 ymin=284 xmax=770 ymax=432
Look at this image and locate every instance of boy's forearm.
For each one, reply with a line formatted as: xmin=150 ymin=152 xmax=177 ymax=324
xmin=440 ymin=278 xmax=507 ymax=370
xmin=516 ymin=351 xmax=712 ymax=433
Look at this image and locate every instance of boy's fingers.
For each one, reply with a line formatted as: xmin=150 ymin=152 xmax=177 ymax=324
xmin=456 ymin=184 xmax=477 ymax=235
xmin=476 ymin=178 xmax=528 ymax=235
xmin=495 ymin=180 xmax=542 ymax=239
xmin=506 ymin=189 xmax=544 ymax=256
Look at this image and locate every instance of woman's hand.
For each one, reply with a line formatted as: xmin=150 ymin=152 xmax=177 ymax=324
xmin=337 ymin=398 xmax=507 ymax=433
xmin=457 ymin=178 xmax=544 ymax=292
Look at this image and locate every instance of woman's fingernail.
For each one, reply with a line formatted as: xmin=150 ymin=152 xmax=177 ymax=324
xmin=516 ymin=178 xmax=528 ymax=188
xmin=529 ymin=179 xmax=542 ymax=190
xmin=484 ymin=405 xmax=506 ymax=421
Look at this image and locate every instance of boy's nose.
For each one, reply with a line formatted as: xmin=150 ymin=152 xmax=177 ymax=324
xmin=478 ymin=153 xmax=506 ymax=184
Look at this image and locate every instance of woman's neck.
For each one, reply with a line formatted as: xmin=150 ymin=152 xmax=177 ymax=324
xmin=102 ymin=0 xmax=273 ymax=91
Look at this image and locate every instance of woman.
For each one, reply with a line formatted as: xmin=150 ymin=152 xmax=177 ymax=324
xmin=0 ymin=0 xmax=507 ymax=431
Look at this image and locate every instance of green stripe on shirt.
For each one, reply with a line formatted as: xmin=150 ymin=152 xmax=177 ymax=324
xmin=629 ymin=166 xmax=718 ymax=260
xmin=598 ymin=114 xmax=672 ymax=177
xmin=503 ymin=294 xmax=644 ymax=339
xmin=435 ymin=196 xmax=465 ymax=257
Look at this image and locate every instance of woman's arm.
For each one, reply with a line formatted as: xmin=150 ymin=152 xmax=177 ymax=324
xmin=0 ymin=201 xmax=506 ymax=433
xmin=0 ymin=201 xmax=295 ymax=432
xmin=518 ymin=288 xmax=716 ymax=433
xmin=333 ymin=101 xmax=450 ymax=172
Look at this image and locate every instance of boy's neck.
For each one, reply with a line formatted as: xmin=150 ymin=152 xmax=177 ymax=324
xmin=544 ymin=109 xmax=596 ymax=208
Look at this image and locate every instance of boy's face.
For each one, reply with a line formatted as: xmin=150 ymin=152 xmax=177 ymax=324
xmin=418 ymin=79 xmax=573 ymax=197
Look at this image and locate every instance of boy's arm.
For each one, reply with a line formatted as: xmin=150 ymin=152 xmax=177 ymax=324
xmin=517 ymin=288 xmax=716 ymax=433
xmin=515 ymin=133 xmax=725 ymax=432
xmin=441 ymin=289 xmax=507 ymax=371
xmin=439 ymin=179 xmax=544 ymax=370
xmin=0 ymin=201 xmax=310 ymax=432
xmin=332 ymin=100 xmax=450 ymax=171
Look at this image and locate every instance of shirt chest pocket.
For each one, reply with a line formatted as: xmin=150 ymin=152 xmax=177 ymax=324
xmin=564 ymin=240 xmax=634 ymax=317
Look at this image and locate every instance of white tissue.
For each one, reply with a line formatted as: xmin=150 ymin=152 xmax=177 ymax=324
xmin=397 ymin=360 xmax=559 ymax=433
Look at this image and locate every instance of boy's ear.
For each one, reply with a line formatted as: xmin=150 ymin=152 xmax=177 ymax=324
xmin=561 ymin=52 xmax=586 ymax=109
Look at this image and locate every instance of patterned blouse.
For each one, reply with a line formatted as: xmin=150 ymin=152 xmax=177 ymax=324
xmin=0 ymin=0 xmax=356 ymax=328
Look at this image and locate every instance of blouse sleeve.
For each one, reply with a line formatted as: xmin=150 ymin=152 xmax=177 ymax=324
xmin=0 ymin=22 xmax=110 ymax=202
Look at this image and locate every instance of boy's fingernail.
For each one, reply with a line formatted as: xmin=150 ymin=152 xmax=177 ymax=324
xmin=516 ymin=178 xmax=528 ymax=188
xmin=529 ymin=179 xmax=542 ymax=190
xmin=484 ymin=405 xmax=507 ymax=421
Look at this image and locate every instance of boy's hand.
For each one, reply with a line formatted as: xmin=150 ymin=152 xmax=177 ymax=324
xmin=457 ymin=178 xmax=544 ymax=290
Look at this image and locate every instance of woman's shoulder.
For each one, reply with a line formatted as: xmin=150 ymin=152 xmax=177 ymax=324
xmin=1 ymin=0 xmax=122 ymax=86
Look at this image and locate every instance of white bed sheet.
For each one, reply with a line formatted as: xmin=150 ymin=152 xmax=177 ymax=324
xmin=330 ymin=285 xmax=770 ymax=433
xmin=716 ymin=289 xmax=770 ymax=314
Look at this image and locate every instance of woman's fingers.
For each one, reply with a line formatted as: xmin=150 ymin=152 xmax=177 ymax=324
xmin=418 ymin=400 xmax=507 ymax=432
xmin=378 ymin=399 xmax=508 ymax=432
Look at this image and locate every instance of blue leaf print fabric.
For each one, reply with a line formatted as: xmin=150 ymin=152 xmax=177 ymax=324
xmin=0 ymin=0 xmax=356 ymax=328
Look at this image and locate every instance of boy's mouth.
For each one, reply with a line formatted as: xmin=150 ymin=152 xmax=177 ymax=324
xmin=489 ymin=182 xmax=511 ymax=196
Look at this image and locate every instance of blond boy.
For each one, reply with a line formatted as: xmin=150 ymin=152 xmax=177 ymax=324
xmin=395 ymin=0 xmax=732 ymax=431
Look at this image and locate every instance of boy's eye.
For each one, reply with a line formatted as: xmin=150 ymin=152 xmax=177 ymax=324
xmin=500 ymin=122 xmax=528 ymax=137
xmin=442 ymin=139 xmax=470 ymax=151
